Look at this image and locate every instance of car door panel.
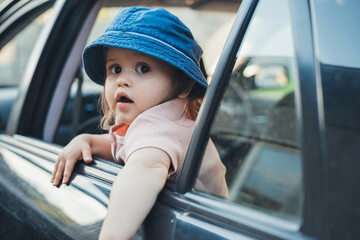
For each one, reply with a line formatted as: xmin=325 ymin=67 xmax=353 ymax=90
xmin=0 ymin=135 xmax=113 ymax=239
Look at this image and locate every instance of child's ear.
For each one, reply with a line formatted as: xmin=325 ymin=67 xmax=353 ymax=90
xmin=178 ymin=81 xmax=195 ymax=99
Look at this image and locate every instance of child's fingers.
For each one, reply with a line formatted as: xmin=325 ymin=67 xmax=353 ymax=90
xmin=52 ymin=159 xmax=66 ymax=186
xmin=51 ymin=159 xmax=60 ymax=182
xmin=62 ymin=159 xmax=77 ymax=184
xmin=82 ymin=149 xmax=93 ymax=163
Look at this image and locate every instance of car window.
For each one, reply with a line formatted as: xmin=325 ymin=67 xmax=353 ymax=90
xmin=0 ymin=8 xmax=54 ymax=132
xmin=0 ymin=9 xmax=53 ymax=87
xmin=54 ymin=3 xmax=238 ymax=146
xmin=195 ymin=0 xmax=302 ymax=223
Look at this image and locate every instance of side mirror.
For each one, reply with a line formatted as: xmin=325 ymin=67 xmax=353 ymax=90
xmin=243 ymin=64 xmax=289 ymax=89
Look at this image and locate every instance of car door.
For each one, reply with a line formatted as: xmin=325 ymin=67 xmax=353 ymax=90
xmin=151 ymin=0 xmax=359 ymax=240
xmin=143 ymin=0 xmax=323 ymax=239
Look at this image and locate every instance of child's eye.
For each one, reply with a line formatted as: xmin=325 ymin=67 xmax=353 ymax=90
xmin=136 ymin=64 xmax=150 ymax=74
xmin=110 ymin=65 xmax=122 ymax=74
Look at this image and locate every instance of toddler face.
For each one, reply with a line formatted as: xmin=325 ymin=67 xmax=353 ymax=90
xmin=104 ymin=47 xmax=176 ymax=125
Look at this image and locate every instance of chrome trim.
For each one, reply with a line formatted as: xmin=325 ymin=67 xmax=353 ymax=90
xmin=0 ymin=134 xmax=121 ymax=184
xmin=157 ymin=190 xmax=310 ymax=240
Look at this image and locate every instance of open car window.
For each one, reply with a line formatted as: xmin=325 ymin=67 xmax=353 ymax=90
xmin=53 ymin=2 xmax=238 ymax=146
xmin=196 ymin=0 xmax=302 ymax=223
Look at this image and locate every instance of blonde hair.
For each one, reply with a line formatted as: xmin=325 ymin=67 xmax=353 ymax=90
xmin=99 ymin=69 xmax=204 ymax=130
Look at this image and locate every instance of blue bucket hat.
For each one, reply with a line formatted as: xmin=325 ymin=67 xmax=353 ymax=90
xmin=82 ymin=7 xmax=208 ymax=91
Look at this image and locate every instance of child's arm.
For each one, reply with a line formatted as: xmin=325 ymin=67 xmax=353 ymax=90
xmin=99 ymin=147 xmax=170 ymax=240
xmin=51 ymin=133 xmax=112 ymax=186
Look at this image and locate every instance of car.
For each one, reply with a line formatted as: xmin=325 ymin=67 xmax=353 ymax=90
xmin=0 ymin=0 xmax=359 ymax=239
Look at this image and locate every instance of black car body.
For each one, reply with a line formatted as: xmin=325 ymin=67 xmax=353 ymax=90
xmin=0 ymin=0 xmax=359 ymax=239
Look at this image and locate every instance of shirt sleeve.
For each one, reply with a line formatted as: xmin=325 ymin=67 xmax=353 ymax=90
xmin=123 ymin=113 xmax=183 ymax=175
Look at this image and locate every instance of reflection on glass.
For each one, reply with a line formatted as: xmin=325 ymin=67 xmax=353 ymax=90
xmin=228 ymin=143 xmax=301 ymax=221
xmin=196 ymin=0 xmax=302 ymax=223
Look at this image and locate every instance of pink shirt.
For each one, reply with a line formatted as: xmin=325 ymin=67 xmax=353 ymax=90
xmin=108 ymin=98 xmax=228 ymax=197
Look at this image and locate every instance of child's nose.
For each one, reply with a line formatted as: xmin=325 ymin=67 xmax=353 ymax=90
xmin=116 ymin=77 xmax=131 ymax=87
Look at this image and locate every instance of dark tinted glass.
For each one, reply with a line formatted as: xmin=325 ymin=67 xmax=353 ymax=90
xmin=196 ymin=0 xmax=302 ymax=223
xmin=312 ymin=1 xmax=360 ymax=68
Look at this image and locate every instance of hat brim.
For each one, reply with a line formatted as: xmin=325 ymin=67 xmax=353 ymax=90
xmin=82 ymin=31 xmax=208 ymax=91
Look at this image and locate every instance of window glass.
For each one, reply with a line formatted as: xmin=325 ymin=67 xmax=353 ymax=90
xmin=196 ymin=0 xmax=302 ymax=222
xmin=312 ymin=1 xmax=360 ymax=68
xmin=0 ymin=9 xmax=53 ymax=132
xmin=54 ymin=2 xmax=238 ymax=145
xmin=0 ymin=9 xmax=53 ymax=87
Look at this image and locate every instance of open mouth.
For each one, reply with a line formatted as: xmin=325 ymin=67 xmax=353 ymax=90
xmin=119 ymin=96 xmax=133 ymax=103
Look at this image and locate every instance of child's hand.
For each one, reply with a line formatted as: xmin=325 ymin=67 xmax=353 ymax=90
xmin=51 ymin=134 xmax=93 ymax=186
